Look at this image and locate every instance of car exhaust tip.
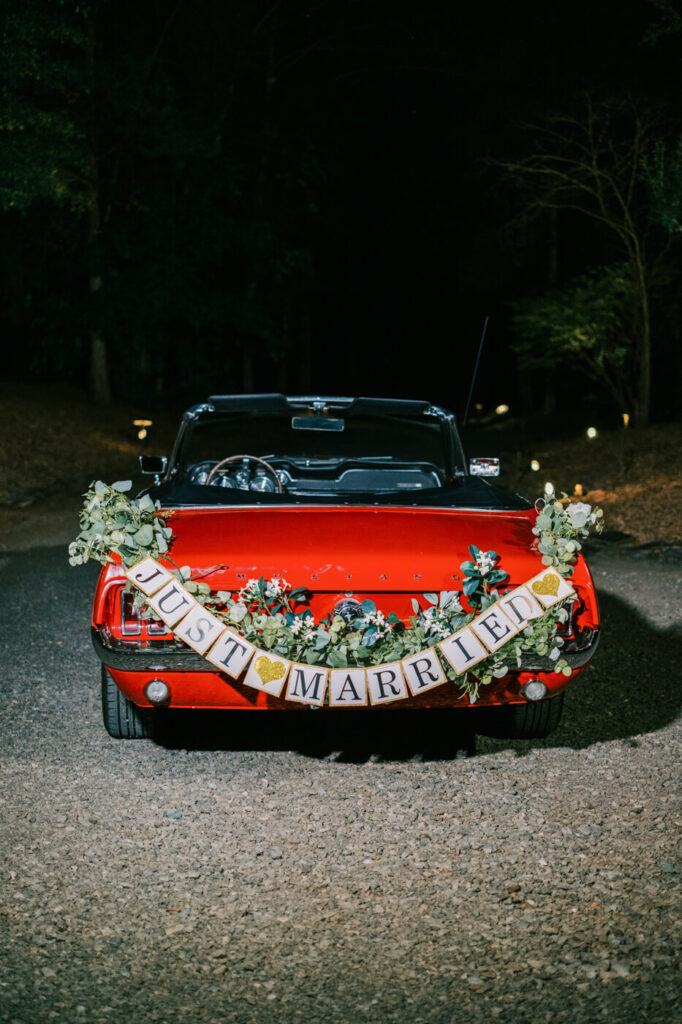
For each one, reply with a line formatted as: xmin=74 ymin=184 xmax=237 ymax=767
xmin=145 ymin=679 xmax=171 ymax=706
xmin=520 ymin=679 xmax=547 ymax=702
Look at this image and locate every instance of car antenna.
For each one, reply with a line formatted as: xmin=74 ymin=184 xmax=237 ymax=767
xmin=462 ymin=315 xmax=489 ymax=426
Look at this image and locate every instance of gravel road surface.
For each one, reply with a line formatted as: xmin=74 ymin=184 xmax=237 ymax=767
xmin=0 ymin=538 xmax=680 ymax=1024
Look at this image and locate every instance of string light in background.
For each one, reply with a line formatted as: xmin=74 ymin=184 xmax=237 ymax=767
xmin=134 ymin=418 xmax=152 ymax=442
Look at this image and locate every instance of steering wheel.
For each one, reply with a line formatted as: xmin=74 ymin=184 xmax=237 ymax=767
xmin=205 ymin=454 xmax=283 ymax=492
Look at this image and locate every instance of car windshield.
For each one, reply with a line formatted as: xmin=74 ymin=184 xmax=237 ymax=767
xmin=176 ymin=411 xmax=455 ymax=472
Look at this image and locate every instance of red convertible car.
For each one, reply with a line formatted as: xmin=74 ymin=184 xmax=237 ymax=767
xmin=90 ymin=395 xmax=599 ymax=739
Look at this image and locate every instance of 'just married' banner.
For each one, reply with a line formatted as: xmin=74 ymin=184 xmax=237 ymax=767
xmin=125 ymin=558 xmax=574 ymax=706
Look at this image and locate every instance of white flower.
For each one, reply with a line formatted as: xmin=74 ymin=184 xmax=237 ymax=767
xmin=265 ymin=576 xmax=290 ymax=599
xmin=290 ymin=617 xmax=304 ymax=636
xmin=475 ymin=551 xmax=495 ymax=576
xmin=238 ymin=578 xmax=261 ymax=602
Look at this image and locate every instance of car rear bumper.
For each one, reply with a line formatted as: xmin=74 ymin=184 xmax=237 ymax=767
xmin=92 ymin=625 xmax=599 ymax=709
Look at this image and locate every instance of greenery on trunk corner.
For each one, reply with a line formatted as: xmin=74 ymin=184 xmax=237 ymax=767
xmin=68 ymin=480 xmax=173 ymax=568
xmin=70 ymin=482 xmax=603 ymax=702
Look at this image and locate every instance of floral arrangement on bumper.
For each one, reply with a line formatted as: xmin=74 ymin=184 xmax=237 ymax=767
xmin=69 ymin=481 xmax=603 ymax=701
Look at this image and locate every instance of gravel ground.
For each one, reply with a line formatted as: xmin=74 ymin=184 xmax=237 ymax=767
xmin=0 ymin=535 xmax=680 ymax=1024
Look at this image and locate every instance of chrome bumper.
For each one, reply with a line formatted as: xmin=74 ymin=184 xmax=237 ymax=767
xmin=92 ymin=626 xmax=599 ymax=674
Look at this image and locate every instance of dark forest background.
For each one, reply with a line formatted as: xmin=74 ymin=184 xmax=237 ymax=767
xmin=1 ymin=0 xmax=680 ymax=426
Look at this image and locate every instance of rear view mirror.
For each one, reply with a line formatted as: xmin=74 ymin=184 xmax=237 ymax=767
xmin=291 ymin=415 xmax=345 ymax=432
xmin=469 ymin=457 xmax=500 ymax=477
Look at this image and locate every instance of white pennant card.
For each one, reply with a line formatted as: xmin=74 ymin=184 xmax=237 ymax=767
xmin=126 ymin=557 xmax=174 ymax=596
xmin=244 ymin=651 xmax=291 ymax=697
xmin=174 ymin=605 xmax=227 ymax=655
xmin=498 ymin=585 xmax=544 ymax=629
xmin=147 ymin=580 xmax=198 ymax=627
xmin=525 ymin=568 xmax=575 ymax=608
xmin=470 ymin=603 xmax=519 ymax=653
xmin=366 ymin=661 xmax=408 ymax=705
xmin=205 ymin=628 xmax=256 ymax=679
xmin=285 ymin=664 xmax=329 ymax=706
xmin=329 ymin=668 xmax=368 ymax=707
xmin=402 ymin=647 xmax=447 ymax=696
xmin=438 ymin=627 xmax=488 ymax=676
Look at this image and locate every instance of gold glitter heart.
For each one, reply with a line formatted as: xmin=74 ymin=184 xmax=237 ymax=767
xmin=532 ymin=572 xmax=561 ymax=598
xmin=254 ymin=655 xmax=286 ymax=685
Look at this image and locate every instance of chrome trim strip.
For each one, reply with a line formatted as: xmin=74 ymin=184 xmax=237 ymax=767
xmin=93 ymin=626 xmax=599 ymax=675
xmin=152 ymin=503 xmax=526 ymax=512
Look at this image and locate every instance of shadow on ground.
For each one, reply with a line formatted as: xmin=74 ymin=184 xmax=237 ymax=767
xmin=149 ymin=591 xmax=681 ymax=760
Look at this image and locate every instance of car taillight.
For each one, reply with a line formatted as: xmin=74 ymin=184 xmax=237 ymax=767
xmin=121 ymin=589 xmax=142 ymax=636
xmin=120 ymin=588 xmax=171 ymax=637
xmin=556 ymin=598 xmax=579 ymax=639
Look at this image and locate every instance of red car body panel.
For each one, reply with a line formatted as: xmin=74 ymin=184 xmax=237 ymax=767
xmin=92 ymin=504 xmax=599 ymax=711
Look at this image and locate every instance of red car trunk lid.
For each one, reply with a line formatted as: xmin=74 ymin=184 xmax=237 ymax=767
xmin=165 ymin=504 xmax=540 ymax=593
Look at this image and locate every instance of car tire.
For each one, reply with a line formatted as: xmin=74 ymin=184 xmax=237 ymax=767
xmin=101 ymin=666 xmax=155 ymax=739
xmin=480 ymin=692 xmax=565 ymax=740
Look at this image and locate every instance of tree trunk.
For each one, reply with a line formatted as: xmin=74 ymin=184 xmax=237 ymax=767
xmin=87 ymin=191 xmax=111 ymax=404
xmin=632 ymin=248 xmax=651 ymax=427
xmin=86 ymin=12 xmax=111 ymax=405
xmin=542 ymin=208 xmax=559 ymax=416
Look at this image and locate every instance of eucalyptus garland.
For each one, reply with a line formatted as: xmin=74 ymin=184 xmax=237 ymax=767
xmin=68 ymin=480 xmax=172 ymax=568
xmin=69 ymin=481 xmax=603 ymax=701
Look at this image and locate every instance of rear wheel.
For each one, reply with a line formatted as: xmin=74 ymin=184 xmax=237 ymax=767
xmin=101 ymin=666 xmax=155 ymax=739
xmin=480 ymin=692 xmax=565 ymax=740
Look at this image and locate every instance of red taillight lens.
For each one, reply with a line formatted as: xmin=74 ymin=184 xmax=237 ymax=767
xmin=121 ymin=589 xmax=142 ymax=636
xmin=120 ymin=588 xmax=171 ymax=637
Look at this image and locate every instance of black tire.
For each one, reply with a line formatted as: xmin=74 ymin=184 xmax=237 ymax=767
xmin=101 ymin=666 xmax=155 ymax=739
xmin=479 ymin=692 xmax=565 ymax=740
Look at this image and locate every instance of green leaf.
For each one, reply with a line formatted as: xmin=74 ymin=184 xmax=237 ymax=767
xmin=361 ymin=626 xmax=378 ymax=646
xmin=112 ymin=480 xmax=132 ymax=492
xmin=423 ymin=592 xmax=439 ymax=605
xmin=133 ymin=524 xmax=154 ymax=547
xmin=229 ymin=604 xmax=248 ymax=623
